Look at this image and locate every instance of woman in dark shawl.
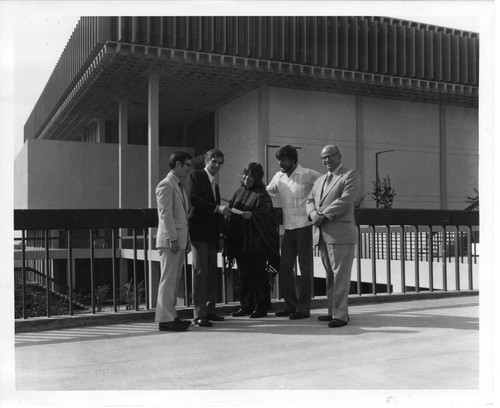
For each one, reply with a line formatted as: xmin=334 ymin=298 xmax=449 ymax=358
xmin=224 ymin=162 xmax=280 ymax=318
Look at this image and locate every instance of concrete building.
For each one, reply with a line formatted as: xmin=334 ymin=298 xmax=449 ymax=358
xmin=15 ymin=16 xmax=478 ymax=211
xmin=13 ymin=16 xmax=479 ymax=306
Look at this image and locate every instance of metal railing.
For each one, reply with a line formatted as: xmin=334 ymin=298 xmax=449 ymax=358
xmin=14 ymin=208 xmax=479 ymax=319
xmin=354 ymin=209 xmax=479 ymax=295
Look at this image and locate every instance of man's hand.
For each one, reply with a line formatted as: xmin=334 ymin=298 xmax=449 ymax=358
xmin=312 ymin=212 xmax=327 ymax=227
xmin=217 ymin=205 xmax=232 ymax=217
xmin=168 ymin=239 xmax=179 ymax=253
xmin=241 ymin=211 xmax=252 ymax=219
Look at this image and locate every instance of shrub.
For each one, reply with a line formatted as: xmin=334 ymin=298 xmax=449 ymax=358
xmin=371 ymin=175 xmax=396 ymax=209
xmin=14 ymin=279 xmax=68 ymax=318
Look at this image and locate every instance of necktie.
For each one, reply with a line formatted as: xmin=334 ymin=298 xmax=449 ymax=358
xmin=179 ymin=182 xmax=187 ymax=209
xmin=210 ymin=178 xmax=216 ymax=200
xmin=321 ymin=173 xmax=333 ymax=199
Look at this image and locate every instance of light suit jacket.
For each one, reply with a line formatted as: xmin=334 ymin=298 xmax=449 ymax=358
xmin=306 ymin=165 xmax=359 ymax=245
xmin=155 ymin=172 xmax=189 ymax=250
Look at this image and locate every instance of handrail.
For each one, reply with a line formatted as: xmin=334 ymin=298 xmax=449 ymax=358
xmin=14 ymin=208 xmax=479 ymax=320
xmin=14 ymin=208 xmax=479 ymax=230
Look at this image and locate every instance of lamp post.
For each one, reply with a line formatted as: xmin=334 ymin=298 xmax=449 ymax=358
xmin=375 ymin=150 xmax=395 ymax=209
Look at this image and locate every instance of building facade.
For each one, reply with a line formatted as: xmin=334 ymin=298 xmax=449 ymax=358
xmin=15 ymin=16 xmax=479 ymax=210
xmin=14 ymin=17 xmax=479 ymax=306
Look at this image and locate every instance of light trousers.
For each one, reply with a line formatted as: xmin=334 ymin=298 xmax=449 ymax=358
xmin=318 ymin=241 xmax=355 ymax=322
xmin=155 ymin=248 xmax=185 ymax=323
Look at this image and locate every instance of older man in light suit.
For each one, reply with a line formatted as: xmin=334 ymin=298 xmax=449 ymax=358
xmin=155 ymin=151 xmax=193 ymax=332
xmin=306 ymin=145 xmax=359 ymax=328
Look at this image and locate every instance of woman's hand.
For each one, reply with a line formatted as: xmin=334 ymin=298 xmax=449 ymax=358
xmin=242 ymin=211 xmax=252 ymax=219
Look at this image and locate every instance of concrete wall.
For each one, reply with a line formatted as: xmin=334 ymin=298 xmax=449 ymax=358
xmin=14 ymin=144 xmax=28 ymax=209
xmin=217 ymin=88 xmax=261 ymax=202
xmin=216 ymin=86 xmax=478 ymax=210
xmin=445 ymin=105 xmax=479 ymax=209
xmin=361 ymin=97 xmax=441 ymax=209
xmin=14 ymin=139 xmax=194 ymax=209
xmin=16 ymin=88 xmax=478 ymax=211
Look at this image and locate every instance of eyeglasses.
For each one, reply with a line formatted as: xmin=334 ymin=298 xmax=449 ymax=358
xmin=183 ymin=161 xmax=192 ymax=167
xmin=320 ymin=153 xmax=339 ymax=161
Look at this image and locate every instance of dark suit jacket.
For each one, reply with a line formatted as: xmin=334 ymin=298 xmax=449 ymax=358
xmin=185 ymin=169 xmax=223 ymax=243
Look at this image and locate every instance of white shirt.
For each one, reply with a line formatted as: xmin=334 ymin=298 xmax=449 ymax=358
xmin=204 ymin=167 xmax=215 ymax=184
xmin=267 ymin=164 xmax=321 ymax=230
xmin=204 ymin=168 xmax=216 ymax=199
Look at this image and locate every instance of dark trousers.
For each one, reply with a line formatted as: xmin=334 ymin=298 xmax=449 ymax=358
xmin=191 ymin=240 xmax=218 ymax=319
xmin=236 ymin=253 xmax=268 ymax=314
xmin=279 ymin=225 xmax=314 ymax=315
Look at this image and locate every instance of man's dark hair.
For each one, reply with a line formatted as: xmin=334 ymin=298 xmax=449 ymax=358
xmin=275 ymin=145 xmax=298 ymax=164
xmin=205 ymin=148 xmax=224 ymax=163
xmin=169 ymin=151 xmax=192 ymax=169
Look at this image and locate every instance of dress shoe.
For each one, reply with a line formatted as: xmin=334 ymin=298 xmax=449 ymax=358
xmin=159 ymin=321 xmax=189 ymax=332
xmin=207 ymin=313 xmax=225 ymax=321
xmin=175 ymin=317 xmax=192 ymax=326
xmin=317 ymin=315 xmax=333 ymax=322
xmin=289 ymin=312 xmax=310 ymax=320
xmin=231 ymin=309 xmax=251 ymax=317
xmin=249 ymin=311 xmax=267 ymax=318
xmin=275 ymin=309 xmax=293 ymax=317
xmin=194 ymin=317 xmax=213 ymax=327
xmin=328 ymin=318 xmax=348 ymax=328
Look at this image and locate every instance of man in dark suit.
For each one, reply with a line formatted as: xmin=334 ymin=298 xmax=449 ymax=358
xmin=306 ymin=145 xmax=359 ymax=328
xmin=185 ymin=149 xmax=232 ymax=327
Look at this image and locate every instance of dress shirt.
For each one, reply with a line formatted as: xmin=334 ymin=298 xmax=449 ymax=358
xmin=204 ymin=168 xmax=216 ymax=199
xmin=321 ymin=164 xmax=342 ymax=198
xmin=267 ymin=164 xmax=321 ymax=230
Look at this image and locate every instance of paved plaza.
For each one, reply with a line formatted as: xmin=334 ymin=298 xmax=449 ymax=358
xmin=12 ymin=295 xmax=480 ymax=396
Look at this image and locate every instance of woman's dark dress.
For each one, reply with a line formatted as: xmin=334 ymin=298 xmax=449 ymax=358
xmin=225 ymin=185 xmax=280 ymax=314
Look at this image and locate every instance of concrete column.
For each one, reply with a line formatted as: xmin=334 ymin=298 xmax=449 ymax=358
xmin=439 ymin=104 xmax=447 ymax=209
xmin=148 ymin=72 xmax=160 ymax=309
xmin=150 ymin=260 xmax=161 ymax=309
xmin=119 ymin=258 xmax=129 ymax=307
xmin=118 ymin=100 xmax=128 ymax=209
xmin=96 ymin=119 xmax=105 ymax=143
xmin=148 ymin=73 xmax=160 ymax=207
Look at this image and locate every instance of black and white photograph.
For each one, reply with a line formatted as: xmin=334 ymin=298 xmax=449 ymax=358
xmin=1 ymin=1 xmax=497 ymax=408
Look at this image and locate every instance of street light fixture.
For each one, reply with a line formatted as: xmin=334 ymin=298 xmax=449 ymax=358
xmin=375 ymin=149 xmax=395 ymax=209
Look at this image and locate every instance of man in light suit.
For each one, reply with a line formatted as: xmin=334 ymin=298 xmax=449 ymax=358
xmin=306 ymin=145 xmax=359 ymax=328
xmin=155 ymin=151 xmax=193 ymax=332
xmin=185 ymin=149 xmax=232 ymax=328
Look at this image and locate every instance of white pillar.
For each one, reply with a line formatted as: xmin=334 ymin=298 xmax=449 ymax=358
xmin=118 ymin=100 xmax=128 ymax=209
xmin=96 ymin=119 xmax=105 ymax=143
xmin=148 ymin=72 xmax=160 ymax=309
xmin=148 ymin=73 xmax=160 ymax=207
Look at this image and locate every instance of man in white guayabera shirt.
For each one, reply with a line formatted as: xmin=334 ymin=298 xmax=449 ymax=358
xmin=267 ymin=145 xmax=321 ymax=320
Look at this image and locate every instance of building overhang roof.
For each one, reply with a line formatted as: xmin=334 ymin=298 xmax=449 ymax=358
xmin=40 ymin=40 xmax=479 ymax=141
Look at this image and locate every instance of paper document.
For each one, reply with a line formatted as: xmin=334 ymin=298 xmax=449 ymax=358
xmin=231 ymin=208 xmax=244 ymax=215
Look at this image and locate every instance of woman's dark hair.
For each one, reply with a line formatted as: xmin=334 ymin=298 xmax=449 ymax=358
xmin=241 ymin=162 xmax=265 ymax=190
xmin=275 ymin=145 xmax=298 ymax=164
